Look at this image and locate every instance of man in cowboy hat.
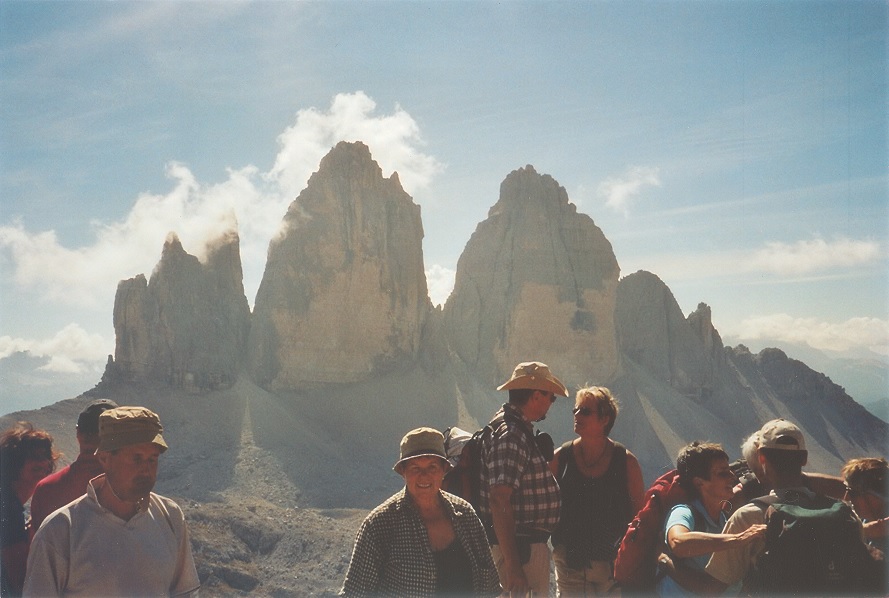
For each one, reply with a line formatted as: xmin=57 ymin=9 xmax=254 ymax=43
xmin=24 ymin=406 xmax=200 ymax=597
xmin=479 ymin=361 xmax=567 ymax=596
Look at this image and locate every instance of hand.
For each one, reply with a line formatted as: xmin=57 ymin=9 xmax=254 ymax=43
xmin=502 ymin=562 xmax=530 ymax=597
xmin=733 ymin=523 xmax=767 ymax=544
xmin=657 ymin=552 xmax=675 ymax=574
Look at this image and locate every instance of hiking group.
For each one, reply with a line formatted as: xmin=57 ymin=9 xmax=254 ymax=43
xmin=342 ymin=361 xmax=886 ymax=597
xmin=1 ymin=361 xmax=886 ymax=597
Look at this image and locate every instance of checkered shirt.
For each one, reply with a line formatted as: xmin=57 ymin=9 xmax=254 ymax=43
xmin=478 ymin=403 xmax=561 ymax=533
xmin=341 ymin=488 xmax=501 ymax=597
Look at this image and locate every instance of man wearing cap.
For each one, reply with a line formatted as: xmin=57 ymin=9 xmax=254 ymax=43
xmin=705 ymin=418 xmax=870 ymax=593
xmin=29 ymin=399 xmax=118 ymax=536
xmin=479 ymin=361 xmax=566 ymax=596
xmin=24 ymin=406 xmax=200 ymax=597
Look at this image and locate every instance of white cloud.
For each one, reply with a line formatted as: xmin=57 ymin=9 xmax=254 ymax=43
xmin=749 ymin=237 xmax=882 ymax=276
xmin=624 ymin=236 xmax=883 ymax=284
xmin=267 ymin=91 xmax=443 ymax=200
xmin=0 ymin=324 xmax=110 ymax=373
xmin=0 ymin=91 xmax=442 ymax=312
xmin=596 ymin=166 xmax=661 ymax=215
xmin=425 ymin=264 xmax=456 ymax=307
xmin=731 ymin=314 xmax=889 ymax=355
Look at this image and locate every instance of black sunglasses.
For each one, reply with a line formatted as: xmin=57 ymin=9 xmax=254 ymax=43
xmin=572 ymin=406 xmax=596 ymax=417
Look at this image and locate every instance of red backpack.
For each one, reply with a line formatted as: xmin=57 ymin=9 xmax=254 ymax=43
xmin=613 ymin=469 xmax=691 ymax=592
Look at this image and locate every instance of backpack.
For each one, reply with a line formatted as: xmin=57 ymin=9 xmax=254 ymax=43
xmin=613 ymin=469 xmax=692 ymax=593
xmin=750 ymin=492 xmax=884 ymax=596
xmin=441 ymin=425 xmax=493 ymax=511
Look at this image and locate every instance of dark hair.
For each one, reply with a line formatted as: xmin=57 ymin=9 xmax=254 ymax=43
xmin=575 ymin=386 xmax=619 ymax=434
xmin=508 ymin=388 xmax=536 ymax=406
xmin=0 ymin=422 xmax=58 ymax=487
xmin=759 ymin=447 xmax=807 ymax=476
xmin=676 ymin=441 xmax=729 ymax=497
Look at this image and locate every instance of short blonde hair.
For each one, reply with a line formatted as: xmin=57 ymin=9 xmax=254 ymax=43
xmin=575 ymin=386 xmax=619 ymax=434
xmin=842 ymin=457 xmax=887 ymax=498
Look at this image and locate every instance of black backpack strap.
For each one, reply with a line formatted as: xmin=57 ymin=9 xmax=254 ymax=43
xmin=556 ymin=440 xmax=574 ymax=479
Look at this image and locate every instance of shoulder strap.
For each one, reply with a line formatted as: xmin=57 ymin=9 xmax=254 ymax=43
xmin=557 ymin=440 xmax=574 ymax=479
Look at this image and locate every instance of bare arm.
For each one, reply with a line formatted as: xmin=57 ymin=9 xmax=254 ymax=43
xmin=625 ymin=451 xmax=645 ymax=516
xmin=667 ymin=523 xmax=766 ymax=559
xmin=803 ymin=472 xmax=845 ymax=500
xmin=489 ymin=484 xmax=528 ymax=595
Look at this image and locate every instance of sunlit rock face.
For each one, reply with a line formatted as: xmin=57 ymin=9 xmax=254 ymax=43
xmin=443 ymin=165 xmax=620 ymax=389
xmin=110 ymin=230 xmax=250 ymax=390
xmin=247 ymin=141 xmax=430 ymax=389
xmin=615 ymin=271 xmax=724 ymax=400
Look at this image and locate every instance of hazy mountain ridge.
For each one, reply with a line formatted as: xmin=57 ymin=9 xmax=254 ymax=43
xmin=3 ymin=141 xmax=886 ymax=596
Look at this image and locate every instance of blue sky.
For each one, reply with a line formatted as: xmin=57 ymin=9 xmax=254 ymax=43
xmin=1 ymin=1 xmax=887 ymax=413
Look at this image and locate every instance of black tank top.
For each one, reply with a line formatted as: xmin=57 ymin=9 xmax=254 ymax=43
xmin=551 ymin=440 xmax=632 ymax=563
xmin=433 ymin=539 xmax=473 ymax=595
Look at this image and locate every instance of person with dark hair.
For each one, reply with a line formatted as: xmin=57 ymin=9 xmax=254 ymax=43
xmin=30 ymin=399 xmax=118 ymax=535
xmin=842 ymin=457 xmax=888 ymax=554
xmin=549 ymin=386 xmax=644 ymax=596
xmin=479 ymin=361 xmax=567 ymax=596
xmin=657 ymin=442 xmax=764 ymax=596
xmin=0 ymin=422 xmax=57 ymax=597
xmin=341 ymin=427 xmax=500 ymax=597
xmin=24 ymin=406 xmax=199 ymax=597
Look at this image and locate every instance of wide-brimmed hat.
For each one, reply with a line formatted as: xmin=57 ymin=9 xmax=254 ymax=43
xmin=758 ymin=418 xmax=807 ymax=452
xmin=496 ymin=361 xmax=568 ymax=397
xmin=77 ymin=399 xmax=119 ymax=436
xmin=393 ymin=427 xmax=450 ymax=472
xmin=97 ymin=406 xmax=168 ymax=453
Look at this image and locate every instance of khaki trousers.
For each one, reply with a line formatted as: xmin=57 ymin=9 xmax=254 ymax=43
xmin=491 ymin=542 xmax=552 ymax=596
xmin=552 ymin=544 xmax=619 ymax=597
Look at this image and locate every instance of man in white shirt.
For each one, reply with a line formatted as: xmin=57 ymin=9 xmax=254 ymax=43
xmin=24 ymin=406 xmax=200 ymax=597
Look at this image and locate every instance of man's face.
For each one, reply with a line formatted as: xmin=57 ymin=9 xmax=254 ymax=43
xmin=99 ymin=442 xmax=161 ymax=502
xmin=532 ymin=389 xmax=557 ymax=421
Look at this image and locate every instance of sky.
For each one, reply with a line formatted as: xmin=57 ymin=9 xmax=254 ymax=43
xmin=1 ymin=1 xmax=887 ymax=414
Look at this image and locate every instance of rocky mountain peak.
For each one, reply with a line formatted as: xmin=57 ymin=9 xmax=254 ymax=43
xmin=247 ymin=141 xmax=430 ymax=389
xmin=106 ymin=230 xmax=250 ymax=390
xmin=444 ymin=164 xmax=620 ymax=389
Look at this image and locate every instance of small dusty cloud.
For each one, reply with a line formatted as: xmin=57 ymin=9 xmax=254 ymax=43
xmin=0 ymin=324 xmax=110 ymax=373
xmin=749 ymin=237 xmax=882 ymax=276
xmin=597 ymin=166 xmax=661 ymax=215
xmin=732 ymin=314 xmax=889 ymax=355
xmin=425 ymin=264 xmax=456 ymax=307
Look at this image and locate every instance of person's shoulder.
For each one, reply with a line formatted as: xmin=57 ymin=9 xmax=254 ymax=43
xmin=34 ymin=464 xmax=71 ymax=490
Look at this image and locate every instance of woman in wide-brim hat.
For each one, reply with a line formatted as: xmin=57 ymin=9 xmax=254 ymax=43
xmin=341 ymin=427 xmax=501 ymax=597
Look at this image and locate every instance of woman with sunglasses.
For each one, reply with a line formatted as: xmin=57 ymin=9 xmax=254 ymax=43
xmin=549 ymin=386 xmax=645 ymax=596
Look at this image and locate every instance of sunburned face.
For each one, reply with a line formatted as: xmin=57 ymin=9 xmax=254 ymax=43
xmin=401 ymin=456 xmax=447 ymax=499
xmin=699 ymin=457 xmax=737 ymax=503
xmin=99 ymin=442 xmax=161 ymax=502
xmin=573 ymin=402 xmax=606 ymax=437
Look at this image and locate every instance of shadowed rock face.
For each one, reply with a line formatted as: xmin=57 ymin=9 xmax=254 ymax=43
xmin=110 ymin=230 xmax=250 ymax=390
xmin=615 ymin=270 xmax=724 ymax=400
xmin=247 ymin=141 xmax=430 ymax=389
xmin=443 ymin=165 xmax=620 ymax=388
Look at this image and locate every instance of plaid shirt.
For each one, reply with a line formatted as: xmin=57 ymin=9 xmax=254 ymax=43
xmin=341 ymin=488 xmax=501 ymax=597
xmin=479 ymin=403 xmax=561 ymax=533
